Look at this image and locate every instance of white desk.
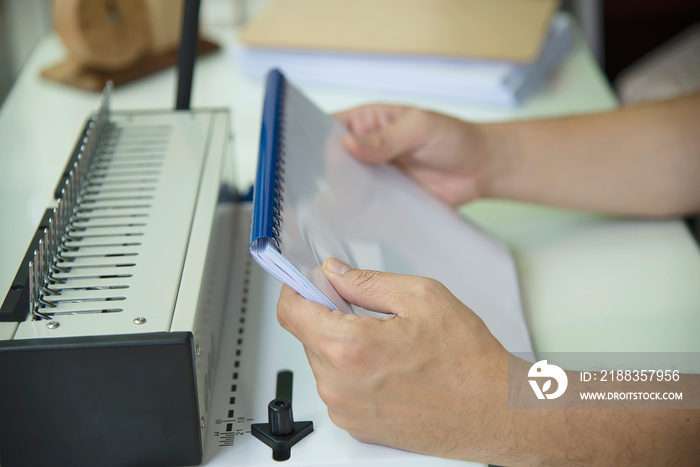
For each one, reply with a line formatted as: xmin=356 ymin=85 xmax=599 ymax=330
xmin=2 ymin=21 xmax=699 ymax=359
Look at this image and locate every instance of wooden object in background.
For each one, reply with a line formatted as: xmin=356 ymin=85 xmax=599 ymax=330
xmin=42 ymin=0 xmax=219 ymax=91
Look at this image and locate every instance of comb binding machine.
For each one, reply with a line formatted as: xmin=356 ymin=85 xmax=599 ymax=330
xmin=0 ymin=83 xmax=238 ymax=467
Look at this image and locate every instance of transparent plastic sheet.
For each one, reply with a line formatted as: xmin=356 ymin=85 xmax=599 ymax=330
xmin=250 ymin=72 xmax=533 ymax=354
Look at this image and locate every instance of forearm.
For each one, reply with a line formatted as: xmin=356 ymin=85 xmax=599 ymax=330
xmin=481 ymin=92 xmax=700 ymax=217
xmin=513 ymin=406 xmax=700 ymax=466
xmin=498 ymin=358 xmax=700 ymax=466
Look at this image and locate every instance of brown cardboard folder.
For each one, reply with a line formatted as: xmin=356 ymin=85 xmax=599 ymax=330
xmin=240 ymin=0 xmax=559 ymax=63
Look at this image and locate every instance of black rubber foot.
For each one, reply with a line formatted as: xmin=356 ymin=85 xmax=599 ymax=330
xmin=250 ymin=398 xmax=313 ymax=462
xmin=251 ymin=420 xmax=314 ymax=462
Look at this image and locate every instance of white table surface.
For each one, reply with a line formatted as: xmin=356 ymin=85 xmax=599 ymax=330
xmin=1 ymin=19 xmax=699 ymax=355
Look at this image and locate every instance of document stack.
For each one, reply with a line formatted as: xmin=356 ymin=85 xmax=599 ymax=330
xmin=234 ymin=0 xmax=573 ymax=106
xmin=249 ymin=69 xmax=533 ymax=353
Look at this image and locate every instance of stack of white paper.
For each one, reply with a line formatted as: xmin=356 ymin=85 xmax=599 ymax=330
xmin=233 ymin=13 xmax=573 ymax=107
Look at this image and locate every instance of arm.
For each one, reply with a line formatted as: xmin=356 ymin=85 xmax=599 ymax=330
xmin=508 ymin=356 xmax=700 ymax=466
xmin=337 ymin=92 xmax=700 ymax=217
xmin=487 ymin=92 xmax=700 ymax=216
xmin=277 ymin=259 xmax=700 ymax=465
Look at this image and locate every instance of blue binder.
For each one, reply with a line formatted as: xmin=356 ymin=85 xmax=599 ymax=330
xmin=249 ymin=69 xmax=533 ymax=353
xmin=250 ymin=69 xmax=285 ymax=253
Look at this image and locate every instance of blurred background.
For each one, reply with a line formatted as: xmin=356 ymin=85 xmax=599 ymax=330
xmin=0 ymin=0 xmax=698 ymax=107
xmin=0 ymin=0 xmax=52 ymax=105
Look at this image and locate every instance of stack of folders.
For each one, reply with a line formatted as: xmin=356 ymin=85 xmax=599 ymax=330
xmin=249 ymin=69 xmax=534 ymax=355
xmin=235 ymin=0 xmax=572 ymax=106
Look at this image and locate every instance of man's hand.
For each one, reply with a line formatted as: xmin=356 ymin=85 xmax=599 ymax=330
xmin=277 ymin=258 xmax=700 ymax=465
xmin=277 ymin=257 xmax=511 ymax=462
xmin=335 ymin=105 xmax=509 ymax=206
xmin=337 ymin=94 xmax=700 ymax=217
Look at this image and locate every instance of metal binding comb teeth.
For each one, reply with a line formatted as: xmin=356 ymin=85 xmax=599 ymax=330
xmin=28 ymin=83 xmax=113 ymax=320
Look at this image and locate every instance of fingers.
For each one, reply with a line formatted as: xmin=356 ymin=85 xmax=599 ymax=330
xmin=278 ymin=284 xmax=329 ymax=345
xmin=322 ymin=257 xmax=445 ymax=318
xmin=277 ymin=284 xmax=360 ymax=346
xmin=334 ymin=104 xmax=407 ymax=133
xmin=335 ymin=105 xmax=424 ymax=166
xmin=346 ymin=112 xmax=423 ymax=165
xmin=280 ymin=258 xmax=453 ymax=326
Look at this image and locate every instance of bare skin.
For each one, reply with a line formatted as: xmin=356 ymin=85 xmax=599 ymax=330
xmin=336 ymin=92 xmax=700 ymax=216
xmin=277 ymin=94 xmax=700 ymax=465
xmin=279 ymin=261 xmax=700 ymax=466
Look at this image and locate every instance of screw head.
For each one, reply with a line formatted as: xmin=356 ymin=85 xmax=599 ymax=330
xmin=195 ymin=344 xmax=201 ymax=356
xmin=46 ymin=321 xmax=60 ymax=329
xmin=201 ymin=417 xmax=206 ymax=429
xmin=133 ymin=317 xmax=146 ymax=325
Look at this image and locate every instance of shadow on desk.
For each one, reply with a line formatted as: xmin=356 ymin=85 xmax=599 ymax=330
xmin=685 ymin=216 xmax=700 ymax=245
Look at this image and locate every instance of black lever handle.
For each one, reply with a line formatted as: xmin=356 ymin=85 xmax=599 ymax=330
xmin=251 ymin=371 xmax=313 ymax=461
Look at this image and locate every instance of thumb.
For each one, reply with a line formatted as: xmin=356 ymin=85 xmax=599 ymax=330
xmin=341 ymin=111 xmax=420 ymax=165
xmin=323 ymin=257 xmax=431 ymax=317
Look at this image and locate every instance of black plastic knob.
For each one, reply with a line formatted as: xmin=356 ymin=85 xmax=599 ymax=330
xmin=269 ymin=398 xmax=294 ymax=435
xmin=251 ymin=398 xmax=313 ymax=462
